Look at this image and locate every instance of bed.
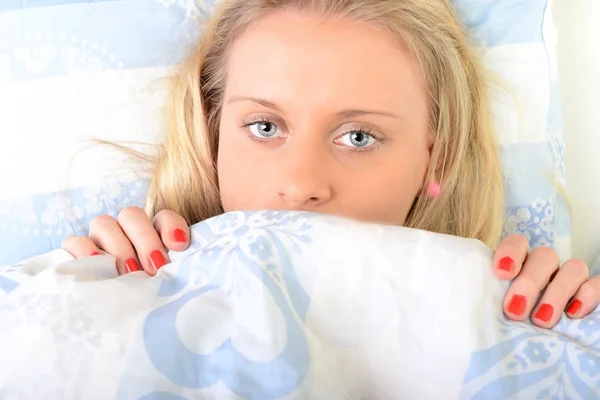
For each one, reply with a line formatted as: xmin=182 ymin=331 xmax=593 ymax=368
xmin=1 ymin=0 xmax=599 ymax=398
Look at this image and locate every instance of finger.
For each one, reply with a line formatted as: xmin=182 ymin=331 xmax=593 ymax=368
xmin=530 ymin=258 xmax=588 ymax=328
xmin=503 ymin=246 xmax=559 ymax=321
xmin=565 ymin=274 xmax=600 ymax=319
xmin=89 ymin=215 xmax=142 ymax=275
xmin=152 ymin=209 xmax=190 ymax=252
xmin=117 ymin=206 xmax=168 ymax=276
xmin=61 ymin=235 xmax=103 ymax=258
xmin=494 ymin=234 xmax=530 ymax=280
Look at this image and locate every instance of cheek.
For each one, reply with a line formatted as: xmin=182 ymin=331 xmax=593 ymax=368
xmin=357 ymin=146 xmax=429 ymax=223
xmin=217 ymin=125 xmax=265 ymax=211
xmin=217 ymin=138 xmax=242 ymax=212
xmin=357 ymin=167 xmax=421 ymax=223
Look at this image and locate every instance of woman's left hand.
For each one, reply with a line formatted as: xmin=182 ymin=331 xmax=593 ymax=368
xmin=495 ymin=234 xmax=600 ymax=328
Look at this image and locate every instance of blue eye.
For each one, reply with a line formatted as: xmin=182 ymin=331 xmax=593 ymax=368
xmin=248 ymin=120 xmax=279 ymax=138
xmin=338 ymin=130 xmax=377 ymax=148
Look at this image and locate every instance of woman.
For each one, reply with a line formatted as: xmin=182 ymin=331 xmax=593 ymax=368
xmin=62 ymin=0 xmax=599 ymax=329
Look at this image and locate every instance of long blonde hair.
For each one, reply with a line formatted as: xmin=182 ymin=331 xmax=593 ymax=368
xmin=144 ymin=0 xmax=504 ymax=248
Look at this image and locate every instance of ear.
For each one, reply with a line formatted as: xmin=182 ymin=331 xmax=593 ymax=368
xmin=425 ymin=181 xmax=441 ymax=198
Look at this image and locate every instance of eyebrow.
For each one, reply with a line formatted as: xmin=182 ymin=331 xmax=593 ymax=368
xmin=226 ymin=96 xmax=402 ymax=119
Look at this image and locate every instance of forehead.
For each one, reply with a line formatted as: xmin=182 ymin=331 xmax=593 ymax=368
xmin=224 ymin=10 xmax=426 ymax=111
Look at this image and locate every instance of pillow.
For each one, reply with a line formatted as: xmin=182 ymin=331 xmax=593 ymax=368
xmin=0 ymin=0 xmax=202 ymax=264
xmin=454 ymin=0 xmax=570 ymax=261
xmin=0 ymin=0 xmax=570 ymax=265
xmin=1 ymin=211 xmax=599 ymax=398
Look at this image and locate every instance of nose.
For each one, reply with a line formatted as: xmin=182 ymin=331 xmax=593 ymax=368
xmin=276 ymin=143 xmax=332 ymax=209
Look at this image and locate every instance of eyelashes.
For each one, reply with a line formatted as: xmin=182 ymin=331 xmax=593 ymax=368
xmin=242 ymin=117 xmax=282 ymax=140
xmin=240 ymin=116 xmax=383 ymax=153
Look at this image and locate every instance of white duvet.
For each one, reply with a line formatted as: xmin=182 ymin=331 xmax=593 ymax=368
xmin=0 ymin=211 xmax=598 ymax=400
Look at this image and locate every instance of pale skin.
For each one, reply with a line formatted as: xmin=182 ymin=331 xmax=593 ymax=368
xmin=62 ymin=10 xmax=600 ymax=329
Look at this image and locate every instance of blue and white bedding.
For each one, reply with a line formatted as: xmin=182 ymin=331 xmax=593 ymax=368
xmin=1 ymin=211 xmax=599 ymax=399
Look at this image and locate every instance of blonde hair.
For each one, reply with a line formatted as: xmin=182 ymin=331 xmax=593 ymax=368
xmin=144 ymin=0 xmax=504 ymax=248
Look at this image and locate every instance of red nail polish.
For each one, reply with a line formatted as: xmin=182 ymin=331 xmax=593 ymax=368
xmin=567 ymin=299 xmax=582 ymax=316
xmin=498 ymin=256 xmax=513 ymax=273
xmin=125 ymin=258 xmax=141 ymax=273
xmin=149 ymin=250 xmax=166 ymax=271
xmin=535 ymin=304 xmax=554 ymax=323
xmin=507 ymin=295 xmax=527 ymax=316
xmin=173 ymin=228 xmax=187 ymax=243
xmin=91 ymin=251 xmax=100 ymax=256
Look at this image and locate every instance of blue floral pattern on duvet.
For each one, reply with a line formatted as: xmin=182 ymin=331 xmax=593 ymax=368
xmin=462 ymin=310 xmax=600 ymax=399
xmin=136 ymin=211 xmax=314 ymax=399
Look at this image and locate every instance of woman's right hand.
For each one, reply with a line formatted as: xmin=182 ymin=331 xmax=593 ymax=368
xmin=61 ymin=207 xmax=190 ymax=276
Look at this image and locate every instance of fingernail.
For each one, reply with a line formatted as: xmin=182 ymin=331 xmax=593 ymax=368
xmin=125 ymin=258 xmax=141 ymax=273
xmin=507 ymin=295 xmax=527 ymax=316
xmin=498 ymin=256 xmax=514 ymax=273
xmin=567 ymin=299 xmax=582 ymax=316
xmin=173 ymin=228 xmax=187 ymax=243
xmin=535 ymin=304 xmax=554 ymax=323
xmin=149 ymin=250 xmax=166 ymax=271
xmin=90 ymin=251 xmax=100 ymax=256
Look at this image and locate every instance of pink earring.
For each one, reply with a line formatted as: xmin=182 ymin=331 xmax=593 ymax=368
xmin=425 ymin=181 xmax=441 ymax=198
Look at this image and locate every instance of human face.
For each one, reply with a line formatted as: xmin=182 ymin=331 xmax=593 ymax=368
xmin=217 ymin=10 xmax=431 ymax=226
